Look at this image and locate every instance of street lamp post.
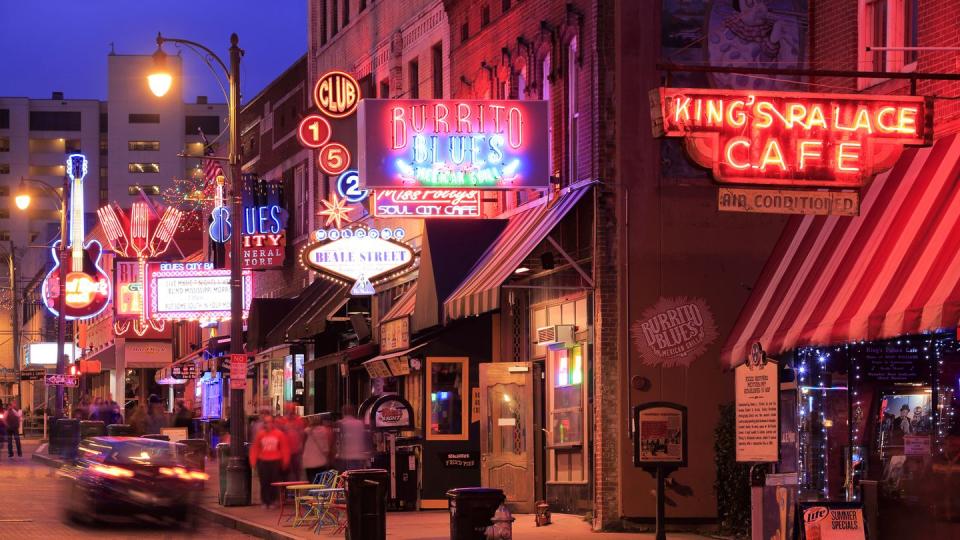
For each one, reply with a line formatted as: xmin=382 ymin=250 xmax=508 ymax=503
xmin=16 ymin=177 xmax=68 ymax=419
xmin=149 ymin=32 xmax=250 ymax=506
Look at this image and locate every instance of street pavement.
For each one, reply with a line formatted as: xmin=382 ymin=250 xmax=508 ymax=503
xmin=0 ymin=439 xmax=254 ymax=539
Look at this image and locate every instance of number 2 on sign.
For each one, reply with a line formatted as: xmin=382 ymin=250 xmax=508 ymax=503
xmin=319 ymin=142 xmax=350 ymax=175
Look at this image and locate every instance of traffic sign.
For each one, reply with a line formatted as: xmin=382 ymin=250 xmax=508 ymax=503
xmin=45 ymin=374 xmax=79 ymax=387
xmin=318 ymin=142 xmax=351 ymax=175
xmin=229 ymin=353 xmax=248 ymax=390
xmin=297 ymin=114 xmax=332 ymax=149
xmin=20 ymin=368 xmax=46 ymax=381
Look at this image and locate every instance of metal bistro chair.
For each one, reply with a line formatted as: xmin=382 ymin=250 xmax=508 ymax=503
xmin=312 ymin=474 xmax=347 ymax=534
xmin=291 ymin=469 xmax=338 ymax=528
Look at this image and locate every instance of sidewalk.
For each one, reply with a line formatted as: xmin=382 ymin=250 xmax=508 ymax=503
xmin=198 ymin=461 xmax=714 ymax=539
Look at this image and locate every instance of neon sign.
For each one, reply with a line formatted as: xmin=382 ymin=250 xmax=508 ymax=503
xmin=314 ymin=70 xmax=361 ymax=119
xmin=98 ymin=201 xmax=182 ymax=336
xmin=652 ymin=88 xmax=931 ymax=188
xmin=372 ymin=189 xmax=482 ymax=218
xmin=42 ymin=154 xmax=111 ymax=320
xmin=336 ymin=170 xmax=368 ymax=203
xmin=358 ymin=99 xmax=549 ymax=189
xmin=300 ymin=226 xmax=415 ymax=296
xmin=240 ymin=177 xmax=287 ymax=269
xmin=144 ymin=261 xmax=253 ymax=321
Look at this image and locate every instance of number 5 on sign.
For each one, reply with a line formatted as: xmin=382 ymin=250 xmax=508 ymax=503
xmin=318 ymin=142 xmax=351 ymax=175
xmin=297 ymin=114 xmax=331 ymax=149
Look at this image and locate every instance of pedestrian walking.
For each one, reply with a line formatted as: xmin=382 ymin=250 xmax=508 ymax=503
xmin=303 ymin=415 xmax=334 ymax=481
xmin=249 ymin=414 xmax=290 ymax=509
xmin=335 ymin=404 xmax=370 ymax=472
xmin=277 ymin=403 xmax=306 ymax=481
xmin=144 ymin=394 xmax=169 ymax=435
xmin=5 ymin=401 xmax=22 ymax=458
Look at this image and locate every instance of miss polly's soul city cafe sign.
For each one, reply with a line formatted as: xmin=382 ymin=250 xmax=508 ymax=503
xmin=650 ymin=87 xmax=932 ymax=216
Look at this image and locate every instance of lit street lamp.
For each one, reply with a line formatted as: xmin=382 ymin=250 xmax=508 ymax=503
xmin=15 ymin=177 xmax=68 ymax=419
xmin=148 ymin=32 xmax=249 ymax=505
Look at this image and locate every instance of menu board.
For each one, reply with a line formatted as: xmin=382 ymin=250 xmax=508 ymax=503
xmin=861 ymin=342 xmax=929 ymax=383
xmin=735 ymin=360 xmax=780 ymax=462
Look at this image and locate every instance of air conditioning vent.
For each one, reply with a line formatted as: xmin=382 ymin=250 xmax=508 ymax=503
xmin=536 ymin=325 xmax=575 ymax=346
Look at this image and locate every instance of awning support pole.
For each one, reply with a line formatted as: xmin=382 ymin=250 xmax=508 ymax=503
xmin=546 ymin=235 xmax=595 ymax=288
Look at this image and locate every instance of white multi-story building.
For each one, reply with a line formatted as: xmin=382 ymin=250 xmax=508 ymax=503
xmin=0 ymin=52 xmax=225 ymax=402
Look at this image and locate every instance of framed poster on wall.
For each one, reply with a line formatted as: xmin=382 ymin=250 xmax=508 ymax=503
xmin=632 ymin=401 xmax=688 ymax=468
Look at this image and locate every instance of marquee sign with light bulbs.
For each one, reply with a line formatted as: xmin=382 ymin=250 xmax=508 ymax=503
xmin=300 ymin=224 xmax=416 ymax=296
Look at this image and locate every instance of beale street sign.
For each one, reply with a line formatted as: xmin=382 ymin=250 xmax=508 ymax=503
xmin=300 ymin=226 xmax=415 ymax=296
xmin=650 ymin=88 xmax=931 ymax=188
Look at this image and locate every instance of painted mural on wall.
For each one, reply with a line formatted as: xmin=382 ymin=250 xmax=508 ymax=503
xmin=661 ymin=0 xmax=808 ymax=179
xmin=631 ymin=297 xmax=719 ymax=368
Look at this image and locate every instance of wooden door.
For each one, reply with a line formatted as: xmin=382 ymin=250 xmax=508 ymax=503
xmin=479 ymin=362 xmax=535 ymax=513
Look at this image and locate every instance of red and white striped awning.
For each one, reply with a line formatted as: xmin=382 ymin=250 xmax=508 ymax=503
xmin=444 ymin=184 xmax=592 ymax=321
xmin=722 ymin=134 xmax=960 ymax=368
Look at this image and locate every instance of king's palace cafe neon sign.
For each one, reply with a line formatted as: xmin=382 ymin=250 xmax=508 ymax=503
xmin=651 ymin=88 xmax=932 ymax=188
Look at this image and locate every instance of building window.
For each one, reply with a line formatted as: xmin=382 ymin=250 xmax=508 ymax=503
xmin=128 ymin=141 xmax=160 ymax=151
xmin=0 ymin=209 xmax=8 ymax=219
xmin=100 ymin=166 xmax=107 ymax=179
xmin=502 ymin=0 xmax=511 ymax=11
xmin=542 ymin=53 xmax=553 ymax=176
xmin=128 ymin=113 xmax=160 ymax=124
xmin=0 ymin=231 xmax=9 ymax=242
xmin=432 ymin=43 xmax=444 ymax=99
xmin=360 ymin=0 xmax=366 ymax=10
xmin=65 ymin=138 xmax=82 ymax=153
xmin=481 ymin=5 xmax=491 ymax=28
xmin=0 ymin=137 xmax=8 ymax=152
xmin=331 ymin=0 xmax=339 ymax=37
xmin=461 ymin=22 xmax=469 ymax=43
xmin=379 ymin=79 xmax=390 ymax=99
xmin=0 ymin=109 xmax=8 ymax=129
xmin=128 ymin=163 xmax=160 ymax=174
xmin=342 ymin=0 xmax=350 ymax=27
xmin=128 ymin=185 xmax=161 ymax=195
xmin=0 ymin=164 xmax=9 ymax=175
xmin=0 ymin=186 xmax=9 ymax=196
xmin=567 ymin=37 xmax=579 ymax=183
xmin=320 ymin=0 xmax=328 ymax=46
xmin=426 ymin=357 xmax=469 ymax=441
xmin=859 ymin=0 xmax=919 ymax=87
xmin=30 ymin=111 xmax=81 ymax=131
xmin=99 ymin=137 xmax=108 ymax=155
xmin=294 ymin=164 xmax=308 ymax=237
xmin=100 ymin=112 xmax=108 ymax=133
xmin=185 ymin=115 xmax=221 ymax=136
xmin=408 ymin=59 xmax=420 ymax=99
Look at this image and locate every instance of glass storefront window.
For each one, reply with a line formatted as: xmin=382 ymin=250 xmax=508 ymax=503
xmin=547 ymin=344 xmax=588 ymax=483
xmin=426 ymin=357 xmax=468 ymax=440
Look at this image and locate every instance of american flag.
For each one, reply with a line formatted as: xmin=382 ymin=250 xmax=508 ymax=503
xmin=199 ymin=129 xmax=224 ymax=182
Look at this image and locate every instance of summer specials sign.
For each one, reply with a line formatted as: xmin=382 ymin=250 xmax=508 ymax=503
xmin=800 ymin=504 xmax=866 ymax=540
xmin=735 ymin=345 xmax=779 ymax=463
xmin=358 ymin=99 xmax=549 ymax=189
xmin=650 ymin=87 xmax=931 ymax=188
xmin=631 ymin=297 xmax=718 ymax=368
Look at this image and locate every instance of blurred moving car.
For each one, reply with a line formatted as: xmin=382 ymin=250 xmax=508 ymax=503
xmin=59 ymin=436 xmax=208 ymax=525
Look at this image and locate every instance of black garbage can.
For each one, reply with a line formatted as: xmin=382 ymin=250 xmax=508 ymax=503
xmin=79 ymin=420 xmax=106 ymax=440
xmin=181 ymin=438 xmax=208 ymax=471
xmin=54 ymin=418 xmax=81 ymax=459
xmin=343 ymin=468 xmax=388 ymax=540
xmin=106 ymin=424 xmax=135 ymax=436
xmin=446 ymin=487 xmax=506 ymax=540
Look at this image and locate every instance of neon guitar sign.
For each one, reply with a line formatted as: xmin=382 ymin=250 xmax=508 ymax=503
xmin=42 ymin=154 xmax=112 ymax=320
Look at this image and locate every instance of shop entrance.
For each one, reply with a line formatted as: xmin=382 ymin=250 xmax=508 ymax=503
xmin=479 ymin=362 xmax=535 ymax=512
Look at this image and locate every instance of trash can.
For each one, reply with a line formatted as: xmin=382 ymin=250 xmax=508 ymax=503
xmin=106 ymin=424 xmax=135 ymax=436
xmin=79 ymin=420 xmax=106 ymax=440
xmin=343 ymin=468 xmax=388 ymax=540
xmin=446 ymin=487 xmax=506 ymax=540
xmin=181 ymin=438 xmax=208 ymax=471
xmin=142 ymin=434 xmax=170 ymax=441
xmin=54 ymin=418 xmax=81 ymax=459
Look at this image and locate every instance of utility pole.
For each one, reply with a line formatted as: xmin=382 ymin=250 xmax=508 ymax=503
xmin=8 ymin=241 xmax=20 ymax=405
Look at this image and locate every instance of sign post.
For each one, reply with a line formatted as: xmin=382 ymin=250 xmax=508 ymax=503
xmin=632 ymin=402 xmax=688 ymax=540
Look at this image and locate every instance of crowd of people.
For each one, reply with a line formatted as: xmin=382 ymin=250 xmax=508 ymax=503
xmin=249 ymin=403 xmax=371 ymax=509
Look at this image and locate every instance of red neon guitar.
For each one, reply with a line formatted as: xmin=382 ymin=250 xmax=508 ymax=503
xmin=41 ymin=154 xmax=112 ymax=320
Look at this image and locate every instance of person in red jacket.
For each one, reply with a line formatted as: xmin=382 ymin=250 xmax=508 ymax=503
xmin=249 ymin=414 xmax=290 ymax=509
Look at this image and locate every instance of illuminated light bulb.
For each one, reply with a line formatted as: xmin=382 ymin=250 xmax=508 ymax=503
xmin=148 ymin=73 xmax=173 ymax=97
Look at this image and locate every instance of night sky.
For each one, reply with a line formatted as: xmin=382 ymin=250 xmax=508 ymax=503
xmin=0 ymin=1 xmax=307 ymax=103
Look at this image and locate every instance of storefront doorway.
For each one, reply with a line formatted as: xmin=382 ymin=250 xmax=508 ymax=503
xmin=479 ymin=362 xmax=535 ymax=513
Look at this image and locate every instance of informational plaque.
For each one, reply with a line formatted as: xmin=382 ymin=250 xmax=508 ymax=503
xmin=632 ymin=402 xmax=687 ymax=467
xmin=736 ymin=345 xmax=779 ymax=463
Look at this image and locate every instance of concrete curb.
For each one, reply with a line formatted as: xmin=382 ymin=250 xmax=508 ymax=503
xmin=194 ymin=504 xmax=301 ymax=540
xmin=31 ymin=451 xmax=64 ymax=469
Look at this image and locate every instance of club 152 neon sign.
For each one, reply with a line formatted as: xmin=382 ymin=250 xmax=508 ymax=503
xmin=651 ymin=88 xmax=932 ymax=188
xmin=359 ymin=99 xmax=549 ymax=189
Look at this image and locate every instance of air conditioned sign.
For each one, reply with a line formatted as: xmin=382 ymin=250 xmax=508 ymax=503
xmin=650 ymin=88 xmax=931 ymax=188
xmin=359 ymin=99 xmax=549 ymax=189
